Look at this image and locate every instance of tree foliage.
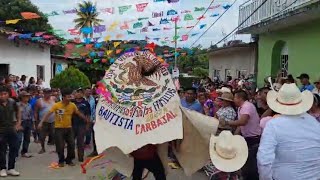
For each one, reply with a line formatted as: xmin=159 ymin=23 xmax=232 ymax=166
xmin=192 ymin=67 xmax=209 ymax=77
xmin=0 ymin=0 xmax=52 ymax=32
xmin=178 ymin=47 xmax=209 ymax=77
xmin=50 ymin=66 xmax=91 ymax=89
xmin=74 ymin=1 xmax=103 ymax=38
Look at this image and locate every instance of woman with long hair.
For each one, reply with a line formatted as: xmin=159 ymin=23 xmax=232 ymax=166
xmin=28 ymin=77 xmax=36 ymax=88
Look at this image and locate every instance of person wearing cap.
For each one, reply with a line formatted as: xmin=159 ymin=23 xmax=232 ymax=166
xmin=312 ymin=78 xmax=320 ymax=95
xmin=257 ymin=83 xmax=320 ymax=180
xmin=34 ymin=88 xmax=55 ymax=154
xmin=0 ymin=85 xmax=22 ymax=177
xmin=297 ymin=73 xmax=314 ymax=92
xmin=17 ymin=91 xmax=34 ymax=158
xmin=215 ymin=92 xmax=237 ymax=133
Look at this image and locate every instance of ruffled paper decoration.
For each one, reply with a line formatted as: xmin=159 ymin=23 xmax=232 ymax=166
xmin=136 ymin=3 xmax=148 ymax=12
xmin=5 ymin=19 xmax=21 ymax=24
xmin=21 ymin=12 xmax=40 ymax=19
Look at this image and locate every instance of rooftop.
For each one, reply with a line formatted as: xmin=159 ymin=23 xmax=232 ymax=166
xmin=208 ymin=42 xmax=257 ymax=55
xmin=238 ymin=0 xmax=320 ymax=34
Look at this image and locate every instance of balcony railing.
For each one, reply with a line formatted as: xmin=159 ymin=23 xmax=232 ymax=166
xmin=238 ymin=0 xmax=318 ymax=30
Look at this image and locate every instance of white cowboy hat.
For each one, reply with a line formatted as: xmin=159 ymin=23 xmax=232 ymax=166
xmin=209 ymin=131 xmax=248 ymax=172
xmin=217 ymin=92 xmax=234 ymax=102
xmin=267 ymin=83 xmax=313 ymax=115
xmin=216 ymin=87 xmax=231 ymax=93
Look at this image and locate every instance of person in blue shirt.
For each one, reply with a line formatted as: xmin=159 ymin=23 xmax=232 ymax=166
xmin=180 ymin=87 xmax=203 ymax=113
xmin=28 ymin=86 xmax=41 ymax=143
xmin=297 ymin=73 xmax=314 ymax=92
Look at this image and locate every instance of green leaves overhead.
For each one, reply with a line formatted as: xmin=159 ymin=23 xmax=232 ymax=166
xmin=0 ymin=0 xmax=52 ymax=32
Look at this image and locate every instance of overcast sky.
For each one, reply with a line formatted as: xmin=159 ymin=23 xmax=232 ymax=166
xmin=30 ymin=0 xmax=250 ymax=48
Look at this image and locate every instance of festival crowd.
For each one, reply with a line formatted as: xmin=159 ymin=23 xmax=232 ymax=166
xmin=0 ymin=72 xmax=319 ymax=180
xmin=0 ymin=74 xmax=98 ymax=177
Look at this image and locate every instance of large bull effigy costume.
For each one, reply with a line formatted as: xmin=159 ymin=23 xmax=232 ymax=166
xmin=82 ymin=50 xmax=219 ymax=178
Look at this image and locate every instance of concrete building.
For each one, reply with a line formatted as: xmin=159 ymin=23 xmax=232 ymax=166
xmin=238 ymin=0 xmax=320 ymax=86
xmin=208 ymin=42 xmax=257 ymax=82
xmin=0 ymin=36 xmax=52 ymax=87
xmin=51 ymin=55 xmax=71 ymax=77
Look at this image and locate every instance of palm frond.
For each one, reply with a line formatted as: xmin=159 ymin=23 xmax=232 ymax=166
xmin=73 ymin=1 xmax=103 ymax=30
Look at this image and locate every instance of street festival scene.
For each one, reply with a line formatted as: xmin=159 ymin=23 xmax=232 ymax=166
xmin=0 ymin=0 xmax=320 ymax=180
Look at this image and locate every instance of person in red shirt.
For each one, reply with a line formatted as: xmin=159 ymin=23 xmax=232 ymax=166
xmin=131 ymin=144 xmax=166 ymax=180
xmin=4 ymin=76 xmax=17 ymax=99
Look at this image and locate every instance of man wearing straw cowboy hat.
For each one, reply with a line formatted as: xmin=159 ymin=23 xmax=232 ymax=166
xmin=257 ymin=83 xmax=320 ymax=180
xmin=209 ymin=130 xmax=248 ymax=178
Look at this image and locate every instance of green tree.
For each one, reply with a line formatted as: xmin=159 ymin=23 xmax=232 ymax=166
xmin=50 ymin=66 xmax=91 ymax=89
xmin=177 ymin=47 xmax=209 ymax=74
xmin=192 ymin=67 xmax=209 ymax=77
xmin=0 ymin=0 xmax=52 ymax=32
xmin=74 ymin=1 xmax=103 ymax=38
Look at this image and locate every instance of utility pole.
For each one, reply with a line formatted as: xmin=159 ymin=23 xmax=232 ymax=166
xmin=174 ymin=20 xmax=178 ymax=68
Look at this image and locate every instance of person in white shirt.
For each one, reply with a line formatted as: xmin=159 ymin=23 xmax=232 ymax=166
xmin=257 ymin=83 xmax=320 ymax=180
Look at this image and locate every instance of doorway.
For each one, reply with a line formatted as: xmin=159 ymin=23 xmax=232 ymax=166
xmin=0 ymin=64 xmax=9 ymax=77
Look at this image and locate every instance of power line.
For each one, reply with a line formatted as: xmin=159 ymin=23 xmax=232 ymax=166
xmin=212 ymin=0 xmax=300 ymax=46
xmin=189 ymin=0 xmax=238 ymax=48
xmin=185 ymin=0 xmax=215 ymax=36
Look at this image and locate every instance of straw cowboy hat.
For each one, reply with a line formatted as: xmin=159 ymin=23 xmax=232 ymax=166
xmin=216 ymin=87 xmax=231 ymax=93
xmin=267 ymin=83 xmax=313 ymax=115
xmin=218 ymin=92 xmax=234 ymax=102
xmin=19 ymin=91 xmax=31 ymax=99
xmin=209 ymin=131 xmax=248 ymax=172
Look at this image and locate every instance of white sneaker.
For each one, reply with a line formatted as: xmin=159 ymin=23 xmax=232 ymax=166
xmin=0 ymin=169 xmax=7 ymax=177
xmin=7 ymin=169 xmax=20 ymax=176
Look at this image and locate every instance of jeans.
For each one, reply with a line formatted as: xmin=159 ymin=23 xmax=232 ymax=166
xmin=73 ymin=125 xmax=86 ymax=161
xmin=40 ymin=122 xmax=55 ymax=150
xmin=85 ymin=123 xmax=93 ymax=145
xmin=92 ymin=124 xmax=97 ymax=153
xmin=0 ymin=131 xmax=19 ymax=170
xmin=18 ymin=120 xmax=33 ymax=155
xmin=55 ymin=128 xmax=75 ymax=164
xmin=132 ymin=155 xmax=166 ymax=180
xmin=32 ymin=120 xmax=40 ymax=141
xmin=242 ymin=136 xmax=260 ymax=180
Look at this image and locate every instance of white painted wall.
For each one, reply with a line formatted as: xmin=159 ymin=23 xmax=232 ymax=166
xmin=209 ymin=45 xmax=256 ymax=82
xmin=0 ymin=37 xmax=51 ymax=87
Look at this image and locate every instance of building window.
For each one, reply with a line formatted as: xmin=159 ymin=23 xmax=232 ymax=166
xmin=214 ymin=69 xmax=221 ymax=79
xmin=280 ymin=43 xmax=288 ymax=77
xmin=212 ymin=69 xmax=221 ymax=81
xmin=225 ymin=69 xmax=232 ymax=81
xmin=0 ymin=64 xmax=9 ymax=77
xmin=37 ymin=65 xmax=45 ymax=81
xmin=237 ymin=70 xmax=247 ymax=78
